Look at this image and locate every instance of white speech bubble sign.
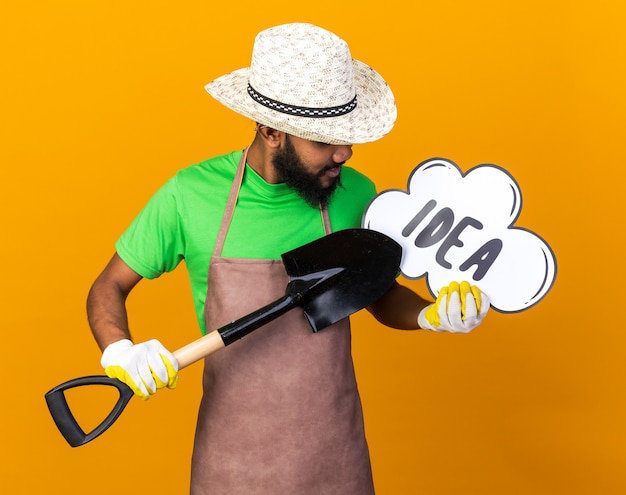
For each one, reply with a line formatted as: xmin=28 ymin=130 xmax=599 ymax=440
xmin=362 ymin=158 xmax=557 ymax=313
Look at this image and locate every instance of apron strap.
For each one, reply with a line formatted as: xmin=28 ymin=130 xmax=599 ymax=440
xmin=213 ymin=146 xmax=332 ymax=257
xmin=213 ymin=147 xmax=249 ymax=258
xmin=321 ymin=205 xmax=332 ymax=235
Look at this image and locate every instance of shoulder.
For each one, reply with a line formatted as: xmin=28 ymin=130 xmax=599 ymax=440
xmin=338 ymin=166 xmax=377 ymax=198
xmin=327 ymin=167 xmax=377 ymax=229
xmin=174 ymin=150 xmax=241 ymax=190
xmin=134 ymin=150 xmax=241 ymax=221
xmin=341 ymin=166 xmax=375 ymax=186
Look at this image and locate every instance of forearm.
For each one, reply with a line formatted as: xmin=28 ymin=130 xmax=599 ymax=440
xmin=366 ymin=281 xmax=431 ymax=330
xmin=87 ymin=254 xmax=143 ymax=351
xmin=87 ymin=255 xmax=177 ymax=399
xmin=87 ymin=280 xmax=132 ymax=351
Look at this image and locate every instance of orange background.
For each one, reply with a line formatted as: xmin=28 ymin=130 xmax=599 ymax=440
xmin=2 ymin=1 xmax=625 ymax=494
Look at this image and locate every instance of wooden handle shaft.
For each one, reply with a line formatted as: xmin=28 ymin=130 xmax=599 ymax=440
xmin=173 ymin=330 xmax=225 ymax=370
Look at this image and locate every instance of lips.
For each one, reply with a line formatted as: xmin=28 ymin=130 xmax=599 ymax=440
xmin=324 ymin=165 xmax=342 ymax=178
xmin=319 ymin=162 xmax=343 ymax=178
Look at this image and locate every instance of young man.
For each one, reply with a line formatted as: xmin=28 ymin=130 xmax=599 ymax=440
xmin=88 ymin=23 xmax=490 ymax=494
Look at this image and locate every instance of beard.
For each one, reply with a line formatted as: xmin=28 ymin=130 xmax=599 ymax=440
xmin=272 ymin=135 xmax=342 ymax=208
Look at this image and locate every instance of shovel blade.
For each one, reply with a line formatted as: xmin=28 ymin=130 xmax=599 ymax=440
xmin=281 ymin=228 xmax=402 ymax=332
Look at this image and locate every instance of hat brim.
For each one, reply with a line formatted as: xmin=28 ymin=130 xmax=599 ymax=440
xmin=205 ymin=59 xmax=397 ymax=145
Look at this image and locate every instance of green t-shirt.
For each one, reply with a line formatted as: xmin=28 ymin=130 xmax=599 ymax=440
xmin=116 ymin=149 xmax=377 ymax=333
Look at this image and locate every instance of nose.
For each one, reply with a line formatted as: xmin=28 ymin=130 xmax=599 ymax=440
xmin=333 ymin=145 xmax=353 ymax=163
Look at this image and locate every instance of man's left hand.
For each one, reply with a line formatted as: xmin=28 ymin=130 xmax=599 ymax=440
xmin=418 ymin=281 xmax=490 ymax=333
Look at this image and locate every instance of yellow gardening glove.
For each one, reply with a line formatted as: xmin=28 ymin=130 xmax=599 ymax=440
xmin=100 ymin=339 xmax=178 ymax=400
xmin=418 ymin=281 xmax=490 ymax=333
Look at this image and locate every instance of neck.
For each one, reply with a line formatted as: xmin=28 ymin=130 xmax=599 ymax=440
xmin=245 ymin=138 xmax=281 ymax=184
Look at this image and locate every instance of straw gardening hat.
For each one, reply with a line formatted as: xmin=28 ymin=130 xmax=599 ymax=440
xmin=205 ymin=23 xmax=397 ymax=145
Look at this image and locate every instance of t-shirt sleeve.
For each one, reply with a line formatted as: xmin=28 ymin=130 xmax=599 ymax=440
xmin=115 ymin=176 xmax=185 ymax=279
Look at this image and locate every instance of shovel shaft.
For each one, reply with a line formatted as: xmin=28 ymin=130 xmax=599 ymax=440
xmin=173 ymin=294 xmax=296 ymax=369
xmin=173 ymin=330 xmax=226 ymax=370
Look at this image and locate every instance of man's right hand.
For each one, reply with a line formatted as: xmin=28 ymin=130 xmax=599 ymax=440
xmin=100 ymin=339 xmax=179 ymax=400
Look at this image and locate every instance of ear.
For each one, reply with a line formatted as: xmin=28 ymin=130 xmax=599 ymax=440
xmin=255 ymin=123 xmax=283 ymax=148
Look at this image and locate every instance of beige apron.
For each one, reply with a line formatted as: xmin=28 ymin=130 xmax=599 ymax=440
xmin=189 ymin=149 xmax=374 ymax=494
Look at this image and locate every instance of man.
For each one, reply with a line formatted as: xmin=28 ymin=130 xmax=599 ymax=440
xmin=88 ymin=23 xmax=490 ymax=494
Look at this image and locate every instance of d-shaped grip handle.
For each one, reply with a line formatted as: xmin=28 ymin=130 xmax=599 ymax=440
xmin=44 ymin=375 xmax=134 ymax=447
